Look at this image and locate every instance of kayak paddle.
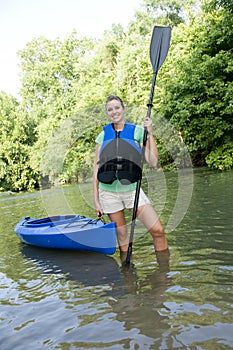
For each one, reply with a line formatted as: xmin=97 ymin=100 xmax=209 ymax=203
xmin=125 ymin=26 xmax=171 ymax=265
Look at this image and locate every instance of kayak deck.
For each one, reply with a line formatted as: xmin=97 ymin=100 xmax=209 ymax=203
xmin=14 ymin=215 xmax=117 ymax=255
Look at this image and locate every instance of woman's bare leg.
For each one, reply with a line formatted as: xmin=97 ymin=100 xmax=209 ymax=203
xmin=136 ymin=204 xmax=168 ymax=252
xmin=108 ymin=210 xmax=129 ymax=253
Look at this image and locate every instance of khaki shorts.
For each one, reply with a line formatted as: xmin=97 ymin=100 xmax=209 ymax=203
xmin=99 ymin=189 xmax=151 ymax=214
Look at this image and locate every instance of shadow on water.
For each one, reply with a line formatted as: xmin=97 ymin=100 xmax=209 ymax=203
xmin=20 ymin=245 xmax=121 ymax=287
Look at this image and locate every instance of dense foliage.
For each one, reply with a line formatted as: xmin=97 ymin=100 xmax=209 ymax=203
xmin=0 ymin=0 xmax=232 ymax=191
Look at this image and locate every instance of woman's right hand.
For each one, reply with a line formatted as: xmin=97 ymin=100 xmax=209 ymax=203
xmin=95 ymin=202 xmax=104 ymax=218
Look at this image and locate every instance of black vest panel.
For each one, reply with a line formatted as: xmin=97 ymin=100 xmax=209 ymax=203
xmin=97 ymin=123 xmax=142 ymax=185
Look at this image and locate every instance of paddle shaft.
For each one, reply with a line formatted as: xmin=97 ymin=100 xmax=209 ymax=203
xmin=125 ymin=72 xmax=157 ymax=265
xmin=126 ymin=26 xmax=171 ymax=265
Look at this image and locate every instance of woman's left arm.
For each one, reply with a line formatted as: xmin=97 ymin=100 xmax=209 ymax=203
xmin=143 ymin=118 xmax=158 ymax=167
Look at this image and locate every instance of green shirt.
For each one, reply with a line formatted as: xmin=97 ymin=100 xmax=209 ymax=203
xmin=95 ymin=124 xmax=145 ymax=192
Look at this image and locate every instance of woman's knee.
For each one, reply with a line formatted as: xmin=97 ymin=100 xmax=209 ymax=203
xmin=150 ymin=224 xmax=165 ymax=238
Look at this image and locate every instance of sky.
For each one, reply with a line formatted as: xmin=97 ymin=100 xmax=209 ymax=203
xmin=0 ymin=0 xmax=142 ymax=97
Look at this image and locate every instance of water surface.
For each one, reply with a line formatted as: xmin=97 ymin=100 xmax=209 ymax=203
xmin=0 ymin=168 xmax=232 ymax=349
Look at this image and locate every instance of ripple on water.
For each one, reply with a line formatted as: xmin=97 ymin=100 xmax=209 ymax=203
xmin=0 ymin=170 xmax=233 ymax=349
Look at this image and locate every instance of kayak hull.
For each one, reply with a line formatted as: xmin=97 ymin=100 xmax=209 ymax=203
xmin=14 ymin=215 xmax=117 ymax=255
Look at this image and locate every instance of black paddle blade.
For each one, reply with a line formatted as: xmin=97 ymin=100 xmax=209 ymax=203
xmin=150 ymin=26 xmax=171 ymax=73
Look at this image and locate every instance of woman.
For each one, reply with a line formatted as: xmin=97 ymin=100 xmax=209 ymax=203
xmin=93 ymin=95 xmax=168 ymax=261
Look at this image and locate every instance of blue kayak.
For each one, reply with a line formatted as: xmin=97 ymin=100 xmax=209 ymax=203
xmin=14 ymin=215 xmax=116 ymax=255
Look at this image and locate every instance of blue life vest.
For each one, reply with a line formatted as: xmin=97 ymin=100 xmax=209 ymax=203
xmin=97 ymin=123 xmax=143 ymax=185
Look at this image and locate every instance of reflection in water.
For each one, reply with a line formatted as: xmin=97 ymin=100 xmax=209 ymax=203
xmin=113 ymin=251 xmax=171 ymax=341
xmin=19 ymin=245 xmax=172 ymax=348
xmin=0 ymin=169 xmax=233 ymax=349
xmin=21 ymin=246 xmax=121 ymax=286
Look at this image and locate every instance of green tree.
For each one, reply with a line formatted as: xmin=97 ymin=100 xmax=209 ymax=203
xmin=159 ymin=0 xmax=233 ymax=169
xmin=1 ymin=0 xmax=232 ymax=192
xmin=143 ymin=0 xmax=189 ymax=25
xmin=0 ymin=92 xmax=38 ymax=191
xmin=18 ymin=33 xmax=95 ymax=181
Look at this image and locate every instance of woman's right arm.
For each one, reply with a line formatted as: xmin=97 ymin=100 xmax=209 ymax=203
xmin=93 ymin=144 xmax=104 ymax=217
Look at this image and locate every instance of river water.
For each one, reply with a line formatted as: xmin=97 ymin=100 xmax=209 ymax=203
xmin=0 ymin=168 xmax=232 ymax=349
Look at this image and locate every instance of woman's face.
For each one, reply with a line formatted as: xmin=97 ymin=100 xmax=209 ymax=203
xmin=106 ymin=99 xmax=125 ymax=124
